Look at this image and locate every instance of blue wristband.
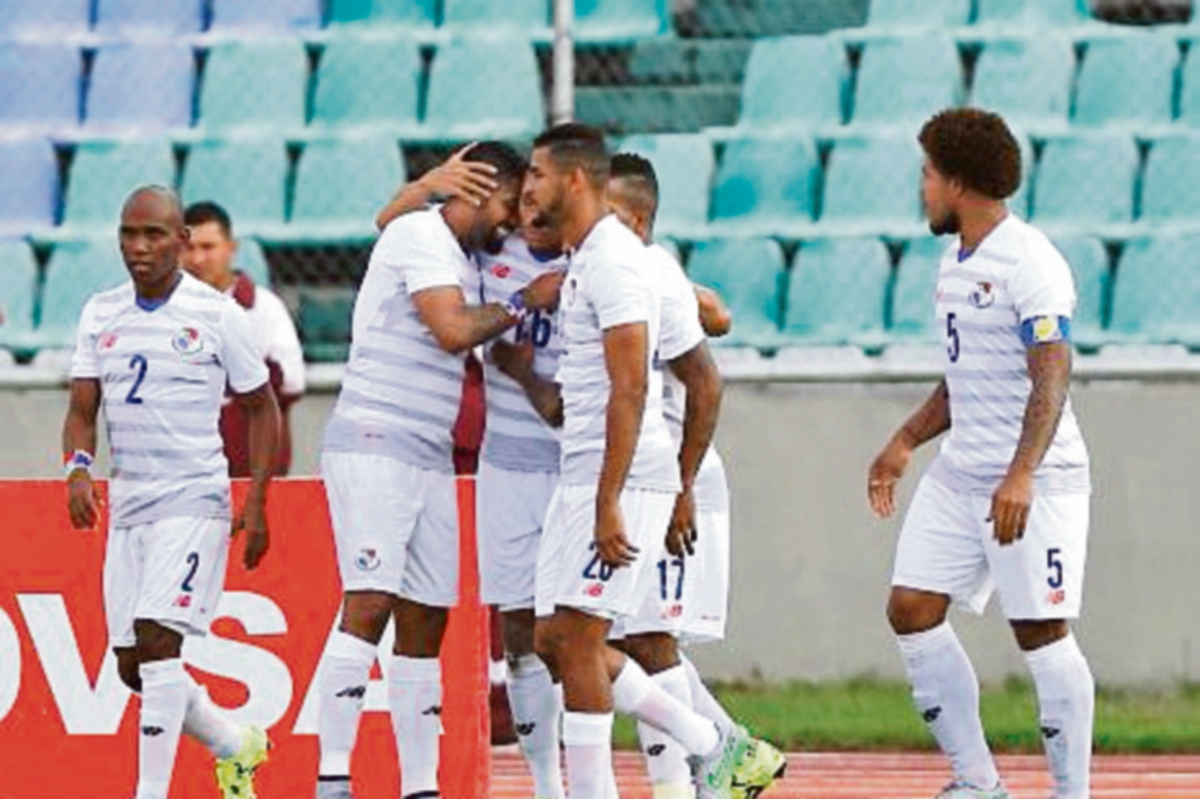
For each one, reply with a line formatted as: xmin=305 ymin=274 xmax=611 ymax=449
xmin=64 ymin=449 xmax=94 ymax=479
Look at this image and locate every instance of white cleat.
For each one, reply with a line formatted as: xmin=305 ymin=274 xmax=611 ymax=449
xmin=935 ymin=779 xmax=1011 ymax=799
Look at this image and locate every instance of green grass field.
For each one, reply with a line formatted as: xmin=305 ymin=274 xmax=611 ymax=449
xmin=612 ymin=678 xmax=1200 ymax=753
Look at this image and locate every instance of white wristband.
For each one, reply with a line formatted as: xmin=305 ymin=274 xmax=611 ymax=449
xmin=64 ymin=450 xmax=94 ymax=479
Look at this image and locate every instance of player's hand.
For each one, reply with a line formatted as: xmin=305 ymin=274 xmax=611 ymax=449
xmin=868 ymin=433 xmax=913 ymax=518
xmin=66 ymin=472 xmax=100 ymax=530
xmin=235 ymin=495 xmax=270 ymax=570
xmin=521 ymin=271 xmax=565 ymax=312
xmin=491 ymin=338 xmax=535 ymax=383
xmin=665 ymin=488 xmax=696 ymax=557
xmin=595 ymin=497 xmax=638 ymax=568
xmin=989 ymin=468 xmax=1033 ymax=546
xmin=418 ymin=142 xmax=499 ymax=206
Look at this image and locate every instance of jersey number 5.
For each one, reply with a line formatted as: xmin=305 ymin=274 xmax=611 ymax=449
xmin=946 ymin=313 xmax=961 ymax=363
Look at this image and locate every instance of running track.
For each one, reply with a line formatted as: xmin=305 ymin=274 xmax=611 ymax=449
xmin=492 ymin=751 xmax=1200 ymax=798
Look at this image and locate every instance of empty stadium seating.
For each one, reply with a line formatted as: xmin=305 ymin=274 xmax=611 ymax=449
xmin=299 ymin=291 xmax=355 ymax=362
xmin=442 ymin=0 xmax=548 ymax=34
xmin=865 ymin=0 xmax=971 ymax=31
xmin=0 ymin=137 xmax=59 ymax=237
xmin=784 ymin=238 xmax=890 ymax=346
xmin=209 ymin=0 xmax=322 ymax=31
xmin=974 ymin=0 xmax=1092 ymax=27
xmin=1110 ymin=235 xmax=1200 ymax=347
xmin=0 ymin=241 xmax=39 ymax=356
xmin=727 ymin=36 xmax=845 ymax=134
xmin=1177 ymin=41 xmax=1200 ymax=126
xmin=60 ymin=139 xmax=177 ymax=233
xmin=1139 ymin=133 xmax=1200 ymax=228
xmin=180 ymin=138 xmax=289 ymax=232
xmin=84 ymin=41 xmax=195 ymax=134
xmin=819 ymin=133 xmax=924 ymax=235
xmin=970 ymin=36 xmax=1075 ymax=131
xmin=686 ymin=237 xmax=785 ymax=347
xmin=326 ymin=0 xmax=438 ymax=30
xmin=94 ymin=0 xmax=204 ymax=37
xmin=618 ymin=133 xmax=714 ymax=237
xmin=0 ymin=42 xmax=80 ymax=133
xmin=423 ymin=35 xmax=545 ymax=139
xmin=236 ymin=238 xmax=272 ymax=287
xmin=197 ymin=38 xmax=309 ymax=134
xmin=890 ymin=236 xmax=945 ymax=342
xmin=852 ymin=35 xmax=963 ymax=126
xmin=1031 ymin=133 xmax=1139 ymax=232
xmin=574 ymin=0 xmax=670 ymax=42
xmin=710 ymin=136 xmax=820 ymax=236
xmin=288 ymin=136 xmax=406 ymax=241
xmin=1052 ymin=235 xmax=1109 ymax=348
xmin=310 ymin=34 xmax=422 ymax=134
xmin=0 ymin=0 xmax=91 ymax=40
xmin=37 ymin=239 xmax=128 ymax=350
xmin=1073 ymin=33 xmax=1178 ymax=129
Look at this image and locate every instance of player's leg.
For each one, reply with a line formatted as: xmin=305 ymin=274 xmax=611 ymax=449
xmin=988 ymin=493 xmax=1092 ymax=799
xmin=620 ymin=632 xmax=695 ymax=799
xmin=889 ymin=476 xmax=1004 ymax=796
xmin=504 ymin=607 xmax=565 ymax=799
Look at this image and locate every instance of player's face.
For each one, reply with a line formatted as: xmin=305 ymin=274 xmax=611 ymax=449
xmin=921 ymin=158 xmax=961 ymax=236
xmin=520 ymin=193 xmax=562 ymax=254
xmin=523 ymin=146 xmax=568 ymax=231
xmin=468 ymin=179 xmax=520 ymax=251
xmin=119 ymin=193 xmax=186 ymax=292
xmin=181 ymin=221 xmax=237 ymax=290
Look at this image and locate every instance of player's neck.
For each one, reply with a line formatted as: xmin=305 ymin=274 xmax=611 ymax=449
xmin=135 ymin=268 xmax=183 ymax=306
xmin=213 ymin=269 xmax=237 ymax=293
xmin=957 ymin=204 xmax=1009 ymax=252
xmin=561 ymin=197 xmax=606 ymax=251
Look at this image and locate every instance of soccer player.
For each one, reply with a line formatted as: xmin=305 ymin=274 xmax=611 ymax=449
xmin=605 ymin=153 xmax=786 ymax=799
xmin=62 ymin=186 xmax=280 ymax=799
xmin=313 ymin=142 xmax=562 ymax=799
xmin=518 ymin=123 xmax=743 ymax=799
xmin=867 ymin=109 xmax=1093 ymax=799
xmin=180 ymin=200 xmax=306 ymax=477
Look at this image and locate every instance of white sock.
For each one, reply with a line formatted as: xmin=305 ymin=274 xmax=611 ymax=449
xmin=389 ymin=655 xmax=443 ymax=798
xmin=317 ymin=630 xmax=376 ymax=777
xmin=182 ymin=677 xmax=243 ymax=759
xmin=680 ymin=654 xmax=737 ymax=737
xmin=136 ymin=659 xmax=190 ymax=799
xmin=896 ymin=623 xmax=1000 ymax=789
xmin=508 ymin=654 xmax=565 ymax=799
xmin=637 ymin=666 xmax=695 ymax=796
xmin=1025 ymin=634 xmax=1094 ymax=799
xmin=562 ymin=711 xmax=615 ymax=799
xmin=611 ymin=657 xmax=719 ymax=757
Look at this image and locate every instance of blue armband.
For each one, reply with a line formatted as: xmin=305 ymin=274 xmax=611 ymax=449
xmin=1020 ymin=315 xmax=1071 ymax=347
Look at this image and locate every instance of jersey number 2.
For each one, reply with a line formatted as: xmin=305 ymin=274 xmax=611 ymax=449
xmin=126 ymin=354 xmax=148 ymax=404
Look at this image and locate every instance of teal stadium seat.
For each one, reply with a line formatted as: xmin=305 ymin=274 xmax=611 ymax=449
xmin=1051 ymin=236 xmax=1109 ymax=349
xmin=1006 ymin=131 xmax=1035 ymax=219
xmin=1031 ymin=133 xmax=1138 ymax=231
xmin=975 ymin=0 xmax=1091 ymax=27
xmin=299 ymin=291 xmax=355 ymax=362
xmin=820 ymin=133 xmax=924 ymax=235
xmin=442 ymin=0 xmax=547 ymax=33
xmin=852 ymin=35 xmax=963 ymax=127
xmin=235 ymin=238 xmax=271 ymax=287
xmin=1139 ymin=133 xmax=1200 ymax=228
xmin=574 ymin=0 xmax=669 ymax=43
xmin=210 ymin=0 xmax=321 ymax=31
xmin=38 ymin=240 xmax=128 ymax=349
xmin=1073 ymin=34 xmax=1178 ymax=129
xmin=732 ymin=36 xmax=846 ymax=132
xmin=616 ymin=133 xmax=714 ymax=238
xmin=290 ymin=137 xmax=407 ymax=241
xmin=181 ymin=139 xmax=289 ymax=233
xmin=710 ymin=136 xmax=820 ymax=236
xmin=865 ymin=0 xmax=971 ymax=30
xmin=0 ymin=0 xmax=91 ymax=39
xmin=1110 ymin=235 xmax=1200 ymax=346
xmin=0 ymin=241 xmax=38 ymax=356
xmin=197 ymin=39 xmax=309 ymax=133
xmin=423 ymin=36 xmax=545 ymax=139
xmin=686 ymin=237 xmax=785 ymax=347
xmin=61 ymin=139 xmax=177 ymax=233
xmin=84 ymin=41 xmax=195 ymax=135
xmin=94 ymin=0 xmax=203 ymax=36
xmin=0 ymin=137 xmax=59 ymax=238
xmin=971 ymin=37 xmax=1075 ymax=130
xmin=576 ymin=85 xmax=740 ymax=134
xmin=311 ymin=35 xmax=421 ymax=133
xmin=890 ymin=236 xmax=946 ymax=342
xmin=784 ymin=237 xmax=890 ymax=346
xmin=326 ymin=0 xmax=437 ymax=29
xmin=1177 ymin=41 xmax=1200 ymax=127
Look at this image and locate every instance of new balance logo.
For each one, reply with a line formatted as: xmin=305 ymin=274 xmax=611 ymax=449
xmin=921 ymin=707 xmax=942 ymax=724
xmin=421 ymin=705 xmax=442 ymax=717
xmin=647 ymin=744 xmax=667 ymax=757
xmin=335 ymin=685 xmax=367 ymax=699
xmin=1041 ymin=726 xmax=1062 ymax=740
xmin=515 ymin=722 xmax=536 ymax=736
xmin=141 ymin=725 xmax=164 ymax=737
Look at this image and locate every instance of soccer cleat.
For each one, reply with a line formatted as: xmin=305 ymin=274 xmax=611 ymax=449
xmin=688 ymin=723 xmax=749 ymax=799
xmin=314 ymin=778 xmax=355 ymax=799
xmin=935 ymin=779 xmax=1011 ymax=799
xmin=730 ymin=732 xmax=787 ymax=798
xmin=215 ymin=725 xmax=269 ymax=798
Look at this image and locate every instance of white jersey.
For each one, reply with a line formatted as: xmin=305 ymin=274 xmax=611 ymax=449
xmin=233 ymin=283 xmax=306 ymax=397
xmin=648 ymin=243 xmax=728 ymax=513
xmin=470 ymin=235 xmax=567 ymax=473
xmin=323 ymin=209 xmax=471 ymax=473
xmin=70 ymin=272 xmax=268 ymax=527
xmin=557 ymin=215 xmax=679 ymax=492
xmin=929 ymin=215 xmax=1090 ymax=495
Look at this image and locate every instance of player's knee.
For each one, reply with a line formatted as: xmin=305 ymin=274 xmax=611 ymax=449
xmin=886 ymin=589 xmax=948 ymax=635
xmin=339 ymin=591 xmax=396 ymax=642
xmin=533 ymin=617 xmax=564 ymax=664
xmin=133 ymin=619 xmax=183 ymax=663
xmin=500 ymin=608 xmax=537 ymax=657
xmin=393 ymin=600 xmax=449 ymax=657
xmin=622 ymin=633 xmax=679 ymax=675
xmin=1011 ymin=618 xmax=1069 ymax=652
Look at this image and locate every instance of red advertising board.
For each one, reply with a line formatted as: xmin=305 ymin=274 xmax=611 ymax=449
xmin=0 ymin=479 xmax=489 ymax=799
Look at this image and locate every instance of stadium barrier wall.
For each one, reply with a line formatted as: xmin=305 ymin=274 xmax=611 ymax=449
xmin=0 ymin=479 xmax=489 ymax=799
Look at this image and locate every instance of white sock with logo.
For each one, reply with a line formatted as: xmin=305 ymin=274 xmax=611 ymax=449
xmin=896 ymin=622 xmax=1000 ymax=789
xmin=637 ymin=665 xmax=696 ymax=798
xmin=182 ymin=677 xmax=243 ymax=759
xmin=1025 ymin=634 xmax=1094 ymax=799
xmin=611 ymin=656 xmax=719 ymax=757
xmin=508 ymin=653 xmax=565 ymax=799
xmin=136 ymin=659 xmax=190 ymax=799
xmin=389 ymin=654 xmax=443 ymax=798
xmin=317 ymin=630 xmax=376 ymax=778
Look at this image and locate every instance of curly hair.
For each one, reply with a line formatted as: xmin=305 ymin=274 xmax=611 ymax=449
xmin=918 ymin=108 xmax=1022 ymax=200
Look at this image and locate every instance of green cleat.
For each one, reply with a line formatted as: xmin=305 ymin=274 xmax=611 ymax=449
xmin=689 ymin=724 xmax=750 ymax=799
xmin=215 ymin=726 xmax=270 ymax=799
xmin=730 ymin=732 xmax=787 ymax=799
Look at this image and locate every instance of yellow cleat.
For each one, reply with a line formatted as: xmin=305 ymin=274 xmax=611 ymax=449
xmin=730 ymin=732 xmax=787 ymax=799
xmin=215 ymin=726 xmax=270 ymax=799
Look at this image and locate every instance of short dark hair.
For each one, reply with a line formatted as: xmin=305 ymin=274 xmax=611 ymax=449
xmin=533 ymin=123 xmax=609 ymax=189
xmin=460 ymin=140 xmax=527 ymax=186
xmin=184 ymin=201 xmax=233 ymax=238
xmin=609 ymin=152 xmax=659 ymax=225
xmin=918 ymin=108 xmax=1022 ymax=200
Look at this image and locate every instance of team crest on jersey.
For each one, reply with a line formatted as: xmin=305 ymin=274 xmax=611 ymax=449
xmin=98 ymin=332 xmax=120 ymax=350
xmin=356 ymin=548 xmax=381 ymax=572
xmin=969 ymin=282 xmax=995 ymax=308
xmin=171 ymin=327 xmax=203 ymax=355
xmin=492 ymin=264 xmax=512 ymax=278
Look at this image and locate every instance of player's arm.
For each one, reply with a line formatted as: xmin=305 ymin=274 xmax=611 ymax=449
xmin=62 ymin=378 xmax=102 ymax=530
xmin=234 ymin=382 xmax=280 ymax=567
xmin=376 ymin=144 xmax=500 ymax=231
xmin=867 ymin=379 xmax=951 ymax=519
xmin=694 ymin=284 xmax=732 ymax=338
xmin=666 ymin=341 xmax=723 ymax=556
xmin=413 ymin=272 xmax=563 ymax=354
xmin=491 ymin=338 xmax=563 ymax=427
xmin=595 ymin=322 xmax=649 ymax=569
xmin=990 ymin=328 xmax=1072 ymax=546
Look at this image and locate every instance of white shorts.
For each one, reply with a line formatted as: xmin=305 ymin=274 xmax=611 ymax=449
xmin=104 ymin=516 xmax=231 ymax=648
xmin=321 ymin=451 xmax=459 ymax=607
xmin=476 ymin=460 xmax=558 ymax=611
xmin=534 ymin=483 xmax=675 ymax=621
xmin=892 ymin=474 xmax=1090 ymax=620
